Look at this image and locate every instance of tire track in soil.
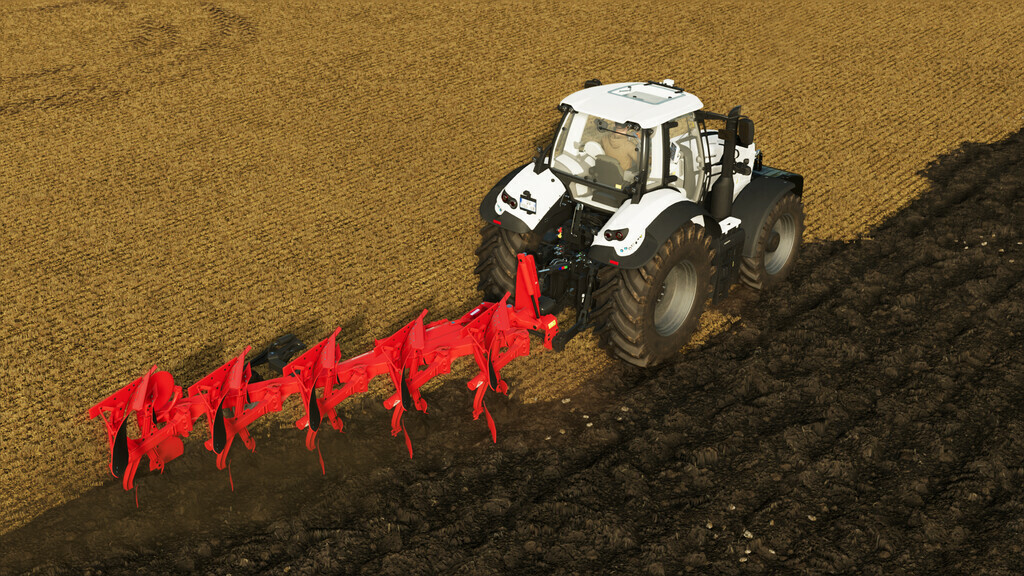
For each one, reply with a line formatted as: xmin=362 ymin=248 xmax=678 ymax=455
xmin=3 ymin=129 xmax=1024 ymax=574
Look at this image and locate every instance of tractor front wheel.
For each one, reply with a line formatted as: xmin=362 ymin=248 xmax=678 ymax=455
xmin=593 ymin=224 xmax=715 ymax=367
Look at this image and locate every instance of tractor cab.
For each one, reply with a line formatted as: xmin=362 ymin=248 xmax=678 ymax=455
xmin=549 ymin=112 xmax=659 ymax=210
xmin=549 ymin=81 xmax=708 ymax=212
xmin=478 ymin=78 xmax=804 ymax=366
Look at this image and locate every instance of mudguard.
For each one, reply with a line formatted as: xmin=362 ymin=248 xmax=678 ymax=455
xmin=732 ymin=174 xmax=798 ymax=258
xmin=753 ymin=165 xmax=804 ymax=196
xmin=589 ymin=192 xmax=717 ymax=269
xmin=480 ymin=163 xmax=569 ymax=234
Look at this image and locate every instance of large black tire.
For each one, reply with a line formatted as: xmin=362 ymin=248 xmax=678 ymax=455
xmin=593 ymin=224 xmax=715 ymax=367
xmin=740 ymin=192 xmax=804 ymax=290
xmin=474 ymin=223 xmax=541 ymax=302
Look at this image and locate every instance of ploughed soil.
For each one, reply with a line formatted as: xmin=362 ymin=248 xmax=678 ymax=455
xmin=4 ymin=130 xmax=1024 ymax=574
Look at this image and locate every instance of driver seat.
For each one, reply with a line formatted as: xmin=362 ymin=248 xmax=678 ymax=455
xmin=591 ymin=155 xmax=626 ymax=188
xmin=583 ymin=140 xmax=605 ymax=158
xmin=600 ymin=132 xmax=638 ymax=173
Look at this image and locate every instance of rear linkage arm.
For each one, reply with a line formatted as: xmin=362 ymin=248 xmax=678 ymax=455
xmin=536 ymin=202 xmax=602 ymax=352
xmin=550 ymin=260 xmax=599 ymax=352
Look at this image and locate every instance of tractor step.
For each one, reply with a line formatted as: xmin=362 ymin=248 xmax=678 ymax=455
xmin=712 ymin=225 xmax=746 ymax=304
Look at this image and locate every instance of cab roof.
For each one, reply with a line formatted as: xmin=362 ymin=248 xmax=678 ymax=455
xmin=558 ymin=81 xmax=704 ymax=129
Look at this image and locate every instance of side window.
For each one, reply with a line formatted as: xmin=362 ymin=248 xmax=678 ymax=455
xmin=645 ymin=125 xmax=663 ymax=189
xmin=667 ymin=114 xmax=704 ymax=201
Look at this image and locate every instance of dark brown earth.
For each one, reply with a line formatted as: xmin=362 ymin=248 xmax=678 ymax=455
xmin=3 ymin=128 xmax=1024 ymax=575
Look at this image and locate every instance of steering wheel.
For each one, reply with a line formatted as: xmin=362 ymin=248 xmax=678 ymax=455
xmin=553 ymin=153 xmax=586 ymax=178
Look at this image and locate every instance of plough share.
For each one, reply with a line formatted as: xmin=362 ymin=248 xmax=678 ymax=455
xmin=89 ymin=255 xmax=557 ymax=491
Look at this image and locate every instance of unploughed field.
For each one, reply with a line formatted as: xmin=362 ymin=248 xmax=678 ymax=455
xmin=1 ymin=0 xmax=1023 ymax=573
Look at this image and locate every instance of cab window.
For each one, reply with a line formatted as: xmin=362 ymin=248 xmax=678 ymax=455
xmin=667 ymin=114 xmax=704 ymax=202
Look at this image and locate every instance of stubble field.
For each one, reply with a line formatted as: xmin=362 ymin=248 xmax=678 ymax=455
xmin=1 ymin=0 xmax=1023 ymax=572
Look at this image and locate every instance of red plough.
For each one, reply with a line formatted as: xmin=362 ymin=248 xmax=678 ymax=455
xmin=89 ymin=255 xmax=558 ymax=491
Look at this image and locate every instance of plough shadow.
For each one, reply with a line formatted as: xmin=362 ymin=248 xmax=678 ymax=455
xmin=256 ymin=292 xmax=474 ymax=365
xmin=0 ymin=288 xmax=594 ymax=574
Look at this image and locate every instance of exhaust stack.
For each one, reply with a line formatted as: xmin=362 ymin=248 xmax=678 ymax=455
xmin=709 ymin=105 xmax=743 ymax=221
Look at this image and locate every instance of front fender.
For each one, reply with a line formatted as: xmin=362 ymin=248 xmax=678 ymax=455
xmin=732 ymin=175 xmax=797 ymax=258
xmin=480 ymin=163 xmax=568 ymax=234
xmin=590 ymin=192 xmax=717 ymax=269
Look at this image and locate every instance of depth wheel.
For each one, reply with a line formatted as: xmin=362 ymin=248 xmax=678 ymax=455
xmin=474 ymin=222 xmax=541 ymax=302
xmin=593 ymin=224 xmax=715 ymax=367
xmin=740 ymin=192 xmax=804 ymax=290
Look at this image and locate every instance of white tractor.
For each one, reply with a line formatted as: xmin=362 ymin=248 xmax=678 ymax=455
xmin=476 ymin=79 xmax=804 ymax=367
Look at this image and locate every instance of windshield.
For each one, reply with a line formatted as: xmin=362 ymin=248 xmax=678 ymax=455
xmin=551 ymin=112 xmax=643 ymax=192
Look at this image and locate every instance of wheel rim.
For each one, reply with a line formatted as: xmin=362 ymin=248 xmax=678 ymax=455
xmin=653 ymin=260 xmax=698 ymax=337
xmin=764 ymin=214 xmax=797 ymax=275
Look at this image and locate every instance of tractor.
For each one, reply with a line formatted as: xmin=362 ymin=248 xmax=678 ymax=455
xmin=476 ymin=79 xmax=805 ymax=367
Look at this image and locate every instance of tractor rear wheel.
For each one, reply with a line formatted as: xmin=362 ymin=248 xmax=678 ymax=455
xmin=474 ymin=223 xmax=542 ymax=302
xmin=740 ymin=192 xmax=804 ymax=290
xmin=593 ymin=224 xmax=715 ymax=367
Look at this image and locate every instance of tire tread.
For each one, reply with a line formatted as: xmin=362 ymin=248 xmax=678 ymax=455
xmin=593 ymin=225 xmax=715 ymax=367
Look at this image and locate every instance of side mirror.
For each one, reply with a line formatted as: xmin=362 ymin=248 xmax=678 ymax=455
xmin=737 ymin=118 xmax=755 ymax=147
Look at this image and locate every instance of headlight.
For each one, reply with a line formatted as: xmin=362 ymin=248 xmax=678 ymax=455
xmin=604 ymin=228 xmax=629 ymax=241
xmin=500 ymin=190 xmax=517 ymax=209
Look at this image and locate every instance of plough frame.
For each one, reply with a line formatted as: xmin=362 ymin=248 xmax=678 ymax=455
xmin=89 ymin=255 xmax=557 ymax=491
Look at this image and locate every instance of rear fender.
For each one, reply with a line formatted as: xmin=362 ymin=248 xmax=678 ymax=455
xmin=480 ymin=164 xmax=569 ymax=234
xmin=589 ymin=189 xmax=717 ymax=269
xmin=732 ymin=175 xmax=797 ymax=258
